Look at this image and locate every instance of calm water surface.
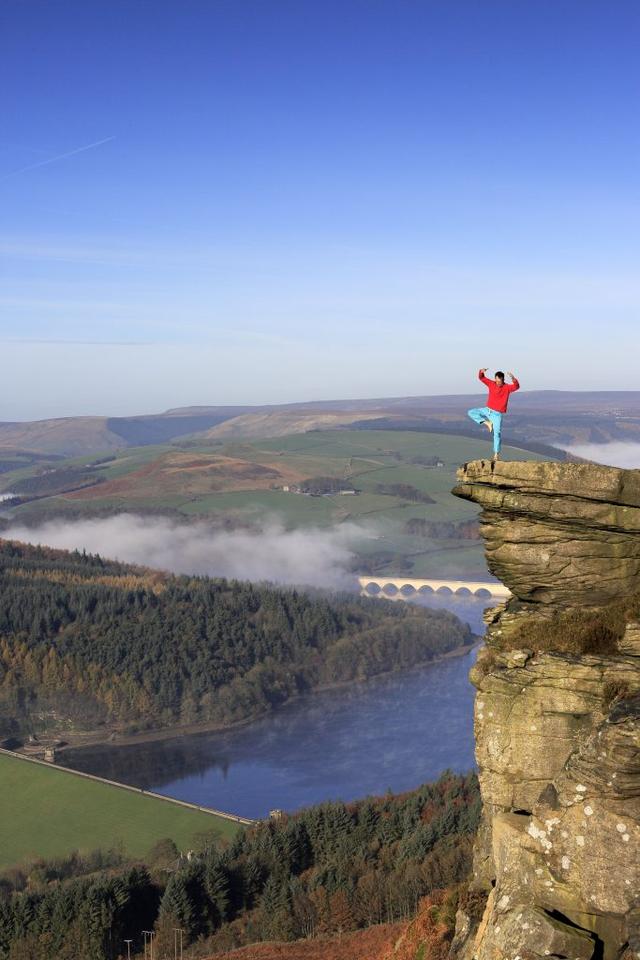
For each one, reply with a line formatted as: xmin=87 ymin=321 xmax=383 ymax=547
xmin=60 ymin=596 xmax=489 ymax=819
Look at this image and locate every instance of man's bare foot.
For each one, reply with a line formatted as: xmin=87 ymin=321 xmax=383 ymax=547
xmin=484 ymin=420 xmax=493 ymax=434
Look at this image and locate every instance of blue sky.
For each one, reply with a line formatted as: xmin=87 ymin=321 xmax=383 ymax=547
xmin=2 ymin=0 xmax=639 ymax=419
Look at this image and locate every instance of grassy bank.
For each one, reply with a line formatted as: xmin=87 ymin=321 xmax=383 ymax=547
xmin=0 ymin=752 xmax=242 ymax=869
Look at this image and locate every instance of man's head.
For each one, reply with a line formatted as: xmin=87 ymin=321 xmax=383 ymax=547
xmin=495 ymin=371 xmax=505 ymax=385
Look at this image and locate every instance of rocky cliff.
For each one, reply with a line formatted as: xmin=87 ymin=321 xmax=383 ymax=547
xmin=450 ymin=460 xmax=640 ymax=960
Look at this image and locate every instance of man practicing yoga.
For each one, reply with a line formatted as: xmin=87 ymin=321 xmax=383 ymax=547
xmin=468 ymin=369 xmax=520 ymax=461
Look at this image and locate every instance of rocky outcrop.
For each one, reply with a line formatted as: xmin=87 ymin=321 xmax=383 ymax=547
xmin=450 ymin=460 xmax=640 ymax=960
xmin=454 ymin=459 xmax=640 ymax=606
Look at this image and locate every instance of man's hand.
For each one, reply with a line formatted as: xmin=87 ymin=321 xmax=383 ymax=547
xmin=480 ymin=367 xmax=488 ymax=374
xmin=507 ymin=371 xmax=516 ymax=381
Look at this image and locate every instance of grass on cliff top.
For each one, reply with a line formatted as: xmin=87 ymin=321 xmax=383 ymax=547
xmin=500 ymin=593 xmax=640 ymax=656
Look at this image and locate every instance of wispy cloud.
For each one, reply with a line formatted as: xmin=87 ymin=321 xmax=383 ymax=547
xmin=0 ymin=136 xmax=115 ymax=181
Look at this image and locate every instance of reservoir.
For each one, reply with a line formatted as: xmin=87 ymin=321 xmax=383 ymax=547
xmin=60 ymin=595 xmax=489 ymax=819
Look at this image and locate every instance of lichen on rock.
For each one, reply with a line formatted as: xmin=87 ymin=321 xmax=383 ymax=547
xmin=450 ymin=460 xmax=640 ymax=960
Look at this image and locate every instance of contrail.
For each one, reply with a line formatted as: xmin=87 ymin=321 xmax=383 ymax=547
xmin=0 ymin=136 xmax=115 ymax=181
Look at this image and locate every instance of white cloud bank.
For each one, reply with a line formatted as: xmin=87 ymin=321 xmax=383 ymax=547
xmin=559 ymin=442 xmax=640 ymax=469
xmin=5 ymin=515 xmax=364 ymax=590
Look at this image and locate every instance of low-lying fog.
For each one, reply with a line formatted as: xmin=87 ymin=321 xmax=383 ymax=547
xmin=4 ymin=515 xmax=365 ymax=590
xmin=558 ymin=442 xmax=640 ymax=469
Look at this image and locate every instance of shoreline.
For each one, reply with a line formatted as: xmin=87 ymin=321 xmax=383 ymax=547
xmin=44 ymin=638 xmax=481 ymax=758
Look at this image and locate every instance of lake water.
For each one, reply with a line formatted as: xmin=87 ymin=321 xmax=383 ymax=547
xmin=60 ymin=595 xmax=489 ymax=819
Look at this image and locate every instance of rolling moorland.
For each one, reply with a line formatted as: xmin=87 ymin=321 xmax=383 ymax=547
xmin=1 ymin=390 xmax=640 ymax=461
xmin=6 ymin=389 xmax=634 ymax=579
xmin=0 ymin=429 xmax=544 ymax=578
xmin=0 ymin=539 xmax=474 ymax=742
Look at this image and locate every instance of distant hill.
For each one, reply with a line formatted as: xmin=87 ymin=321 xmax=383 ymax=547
xmin=0 ymin=410 xmax=250 ymax=459
xmin=200 ymin=410 xmax=383 ymax=440
xmin=3 ymin=390 xmax=640 ymax=458
xmin=167 ymin=390 xmax=640 ymax=416
xmin=0 ymin=416 xmax=122 ymax=458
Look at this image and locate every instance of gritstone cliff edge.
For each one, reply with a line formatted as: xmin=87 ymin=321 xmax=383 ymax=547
xmin=449 ymin=459 xmax=640 ymax=960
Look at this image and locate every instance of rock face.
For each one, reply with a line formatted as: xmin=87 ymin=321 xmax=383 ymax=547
xmin=454 ymin=459 xmax=640 ymax=606
xmin=450 ymin=460 xmax=640 ymax=960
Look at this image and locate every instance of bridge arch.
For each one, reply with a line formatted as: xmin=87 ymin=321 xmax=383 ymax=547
xmin=356 ymin=576 xmax=510 ymax=602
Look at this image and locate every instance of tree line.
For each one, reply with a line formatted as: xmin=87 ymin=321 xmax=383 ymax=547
xmin=404 ymin=518 xmax=479 ymax=541
xmin=373 ymin=483 xmax=435 ymax=503
xmin=0 ymin=772 xmax=480 ymax=959
xmin=0 ymin=540 xmax=473 ymax=737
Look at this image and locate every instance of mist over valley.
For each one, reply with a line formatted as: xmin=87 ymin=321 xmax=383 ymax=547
xmin=4 ymin=514 xmax=364 ymax=590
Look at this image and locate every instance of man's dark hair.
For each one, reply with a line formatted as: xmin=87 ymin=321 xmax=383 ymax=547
xmin=495 ymin=370 xmax=505 ymax=380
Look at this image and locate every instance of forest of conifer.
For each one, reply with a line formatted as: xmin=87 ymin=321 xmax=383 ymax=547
xmin=0 ymin=540 xmax=473 ymax=738
xmin=0 ymin=771 xmax=480 ymax=959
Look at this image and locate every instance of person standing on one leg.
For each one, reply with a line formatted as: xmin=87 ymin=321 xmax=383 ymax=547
xmin=468 ymin=369 xmax=520 ymax=462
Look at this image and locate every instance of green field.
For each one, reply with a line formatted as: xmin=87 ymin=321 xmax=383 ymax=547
xmin=2 ymin=428 xmax=546 ymax=576
xmin=0 ymin=753 xmax=242 ymax=869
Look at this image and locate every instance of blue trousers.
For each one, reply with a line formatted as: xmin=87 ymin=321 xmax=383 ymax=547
xmin=468 ymin=406 xmax=503 ymax=454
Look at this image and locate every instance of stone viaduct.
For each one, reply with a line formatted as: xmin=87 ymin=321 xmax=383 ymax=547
xmin=357 ymin=576 xmax=511 ymax=600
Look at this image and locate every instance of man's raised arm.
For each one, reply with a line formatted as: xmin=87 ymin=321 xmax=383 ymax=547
xmin=507 ymin=371 xmax=520 ymax=391
xmin=478 ymin=367 xmax=492 ymax=386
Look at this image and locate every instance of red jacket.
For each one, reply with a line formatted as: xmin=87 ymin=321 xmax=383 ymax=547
xmin=479 ymin=370 xmax=520 ymax=413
